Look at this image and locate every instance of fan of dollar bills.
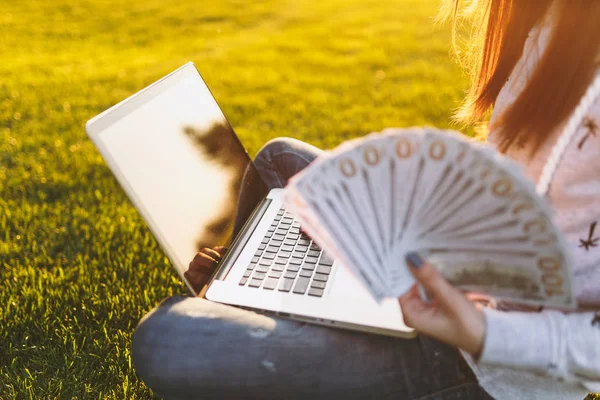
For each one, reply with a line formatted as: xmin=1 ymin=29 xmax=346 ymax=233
xmin=282 ymin=128 xmax=576 ymax=308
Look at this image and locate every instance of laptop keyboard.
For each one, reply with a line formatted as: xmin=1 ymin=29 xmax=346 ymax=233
xmin=238 ymin=207 xmax=334 ymax=297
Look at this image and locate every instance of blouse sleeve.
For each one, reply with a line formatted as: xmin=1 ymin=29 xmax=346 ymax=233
xmin=479 ymin=308 xmax=600 ymax=393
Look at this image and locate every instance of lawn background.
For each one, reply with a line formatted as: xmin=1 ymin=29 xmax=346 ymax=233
xmin=0 ymin=0 xmax=598 ymax=398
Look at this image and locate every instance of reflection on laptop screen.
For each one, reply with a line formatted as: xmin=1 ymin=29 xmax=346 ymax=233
xmin=97 ymin=71 xmax=267 ymax=277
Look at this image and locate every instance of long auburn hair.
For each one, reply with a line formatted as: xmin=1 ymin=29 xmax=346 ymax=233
xmin=442 ymin=0 xmax=600 ymax=153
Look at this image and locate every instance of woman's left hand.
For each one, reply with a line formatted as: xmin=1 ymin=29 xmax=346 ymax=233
xmin=185 ymin=246 xmax=227 ymax=294
xmin=399 ymin=252 xmax=486 ymax=358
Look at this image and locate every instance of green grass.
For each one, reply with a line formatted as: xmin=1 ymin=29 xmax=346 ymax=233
xmin=0 ymin=0 xmax=598 ymax=398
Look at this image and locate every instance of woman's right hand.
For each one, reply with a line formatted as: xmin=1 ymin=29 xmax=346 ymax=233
xmin=184 ymin=246 xmax=226 ymax=295
xmin=399 ymin=253 xmax=486 ymax=358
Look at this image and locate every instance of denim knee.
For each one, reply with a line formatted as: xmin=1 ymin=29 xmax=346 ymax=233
xmin=131 ymin=296 xmax=185 ymax=390
xmin=131 ymin=296 xmax=281 ymax=399
xmin=254 ymin=137 xmax=299 ymax=166
xmin=253 ymin=137 xmax=322 ymax=188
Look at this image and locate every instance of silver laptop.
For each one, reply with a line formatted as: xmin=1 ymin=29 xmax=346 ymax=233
xmin=86 ymin=62 xmax=414 ymax=338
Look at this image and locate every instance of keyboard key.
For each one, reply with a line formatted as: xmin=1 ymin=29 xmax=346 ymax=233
xmin=254 ymin=250 xmax=263 ymax=257
xmin=239 ymin=277 xmax=248 ymax=286
xmin=261 ymin=237 xmax=270 ymax=244
xmin=292 ymin=221 xmax=301 ymax=228
xmin=279 ymin=221 xmax=291 ymax=228
xmin=316 ymin=265 xmax=332 ymax=275
xmin=247 ymin=263 xmax=256 ymax=271
xmin=269 ymin=239 xmax=282 ymax=247
xmin=310 ymin=243 xmax=321 ymax=251
xmin=313 ymin=273 xmax=328 ymax=282
xmin=304 ymin=256 xmax=318 ymax=264
xmin=307 ymin=250 xmax=321 ymax=258
xmin=319 ymin=252 xmax=334 ymax=266
xmin=276 ymin=209 xmax=285 ymax=216
xmin=282 ymin=216 xmax=294 ymax=223
xmin=271 ymin=264 xmax=285 ymax=272
xmin=276 ymin=228 xmax=288 ymax=235
xmin=273 ymin=234 xmax=285 ymax=241
xmin=253 ymin=272 xmax=267 ymax=280
xmin=255 ymin=265 xmax=269 ymax=273
xmin=264 ymin=232 xmax=273 ymax=238
xmin=293 ymin=277 xmax=310 ymax=294
xmin=243 ymin=269 xmax=252 ymax=278
xmin=275 ymin=257 xmax=288 ymax=265
xmin=308 ymin=288 xmax=324 ymax=297
xmin=278 ymin=251 xmax=291 ymax=259
xmin=281 ymin=245 xmax=294 ymax=252
xmin=284 ymin=239 xmax=297 ymax=246
xmin=268 ymin=270 xmax=282 ymax=279
xmin=289 ymin=258 xmax=302 ymax=265
xmin=278 ymin=278 xmax=294 ymax=292
xmin=286 ymin=264 xmax=300 ymax=272
xmin=263 ymin=253 xmax=275 ymax=260
xmin=287 ymin=234 xmax=299 ymax=240
xmin=292 ymin=251 xmax=305 ymax=259
xmin=301 ymin=263 xmax=316 ymax=271
xmin=249 ymin=279 xmax=262 ymax=288
xmin=298 ymin=239 xmax=310 ymax=246
xmin=266 ymin=246 xmax=279 ymax=253
xmin=295 ymin=245 xmax=308 ymax=253
xmin=263 ymin=277 xmax=278 ymax=290
xmin=258 ymin=243 xmax=266 ymax=250
xmin=284 ymin=270 xmax=298 ymax=279
xmin=311 ymin=280 xmax=326 ymax=289
xmin=251 ymin=256 xmax=260 ymax=263
xmin=259 ymin=259 xmax=273 ymax=266
xmin=299 ymin=269 xmax=313 ymax=278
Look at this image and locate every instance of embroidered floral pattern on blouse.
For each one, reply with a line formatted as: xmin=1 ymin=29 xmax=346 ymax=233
xmin=577 ymin=117 xmax=598 ymax=150
xmin=579 ymin=221 xmax=599 ymax=251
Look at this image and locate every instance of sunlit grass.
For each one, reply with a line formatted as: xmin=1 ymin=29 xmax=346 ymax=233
xmin=0 ymin=0 xmax=597 ymax=398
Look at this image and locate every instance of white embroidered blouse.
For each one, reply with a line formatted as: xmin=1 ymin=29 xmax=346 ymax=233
xmin=471 ymin=4 xmax=600 ymax=398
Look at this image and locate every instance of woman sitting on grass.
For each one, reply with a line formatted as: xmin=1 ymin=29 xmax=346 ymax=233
xmin=132 ymin=0 xmax=600 ymax=399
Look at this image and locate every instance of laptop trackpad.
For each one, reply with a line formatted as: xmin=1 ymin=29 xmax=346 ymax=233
xmin=327 ymin=264 xmax=409 ymax=326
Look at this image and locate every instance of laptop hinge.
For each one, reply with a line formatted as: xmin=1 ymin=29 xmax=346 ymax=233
xmin=201 ymin=197 xmax=272 ymax=297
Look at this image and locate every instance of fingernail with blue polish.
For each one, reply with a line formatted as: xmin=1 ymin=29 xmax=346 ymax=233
xmin=405 ymin=252 xmax=424 ymax=269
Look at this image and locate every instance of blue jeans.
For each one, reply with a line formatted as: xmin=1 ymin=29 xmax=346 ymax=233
xmin=132 ymin=138 xmax=493 ymax=400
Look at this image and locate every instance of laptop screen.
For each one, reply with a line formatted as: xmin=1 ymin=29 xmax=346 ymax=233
xmin=95 ymin=67 xmax=268 ymax=283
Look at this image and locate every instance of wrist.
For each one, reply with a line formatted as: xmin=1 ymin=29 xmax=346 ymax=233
xmin=465 ymin=308 xmax=486 ymax=358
